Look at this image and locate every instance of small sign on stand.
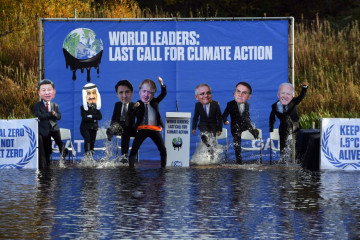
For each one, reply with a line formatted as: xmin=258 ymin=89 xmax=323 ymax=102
xmin=165 ymin=112 xmax=191 ymax=167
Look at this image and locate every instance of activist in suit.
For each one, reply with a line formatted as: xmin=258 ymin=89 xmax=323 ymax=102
xmin=269 ymin=82 xmax=308 ymax=158
xmin=128 ymin=77 xmax=167 ymax=168
xmin=80 ymin=83 xmax=102 ymax=155
xmin=107 ymin=80 xmax=136 ymax=162
xmin=34 ymin=79 xmax=67 ymax=169
xmin=222 ymin=82 xmax=259 ymax=164
xmin=192 ymin=83 xmax=222 ymax=150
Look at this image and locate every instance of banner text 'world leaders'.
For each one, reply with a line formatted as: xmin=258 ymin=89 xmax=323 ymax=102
xmin=108 ymin=31 xmax=273 ymax=62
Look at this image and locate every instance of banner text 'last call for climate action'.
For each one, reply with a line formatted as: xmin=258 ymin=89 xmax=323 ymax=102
xmin=108 ymin=31 xmax=273 ymax=62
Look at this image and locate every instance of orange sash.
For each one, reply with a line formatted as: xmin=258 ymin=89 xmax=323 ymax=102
xmin=137 ymin=125 xmax=162 ymax=131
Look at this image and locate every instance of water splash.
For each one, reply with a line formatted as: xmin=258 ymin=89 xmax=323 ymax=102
xmin=282 ymin=139 xmax=294 ymax=165
xmin=269 ymin=133 xmax=301 ymax=168
xmin=58 ymin=155 xmax=65 ymax=168
xmin=191 ymin=135 xmax=226 ymax=165
xmin=76 ymin=139 xmax=128 ymax=168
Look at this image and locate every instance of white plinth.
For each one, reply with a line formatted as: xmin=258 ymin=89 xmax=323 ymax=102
xmin=165 ymin=112 xmax=191 ymax=167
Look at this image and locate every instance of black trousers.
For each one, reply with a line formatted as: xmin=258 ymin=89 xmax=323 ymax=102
xmin=39 ymin=130 xmax=64 ymax=169
xmin=233 ymin=134 xmax=242 ymax=164
xmin=279 ymin=129 xmax=296 ymax=161
xmin=199 ymin=125 xmax=217 ymax=148
xmin=120 ymin=125 xmax=132 ymax=156
xmin=129 ymin=129 xmax=167 ymax=167
xmin=279 ymin=128 xmax=292 ymax=154
xmin=81 ymin=128 xmax=97 ymax=152
xmin=279 ymin=132 xmax=287 ymax=154
xmin=279 ymin=121 xmax=299 ymax=158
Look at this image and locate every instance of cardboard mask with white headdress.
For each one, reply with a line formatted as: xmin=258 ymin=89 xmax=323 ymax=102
xmin=82 ymin=83 xmax=101 ymax=111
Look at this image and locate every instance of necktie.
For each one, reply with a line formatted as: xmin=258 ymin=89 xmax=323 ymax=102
xmin=239 ymin=103 xmax=244 ymax=115
xmin=203 ymin=104 xmax=207 ymax=117
xmin=144 ymin=103 xmax=148 ymax=125
xmin=120 ymin=104 xmax=125 ymax=121
xmin=123 ymin=103 xmax=128 ymax=125
xmin=46 ymin=102 xmax=49 ymax=112
xmin=283 ymin=105 xmax=287 ymax=113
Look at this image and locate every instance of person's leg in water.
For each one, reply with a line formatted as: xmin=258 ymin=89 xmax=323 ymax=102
xmin=233 ymin=134 xmax=242 ymax=164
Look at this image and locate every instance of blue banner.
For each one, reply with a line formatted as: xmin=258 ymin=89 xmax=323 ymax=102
xmin=44 ymin=20 xmax=288 ymax=161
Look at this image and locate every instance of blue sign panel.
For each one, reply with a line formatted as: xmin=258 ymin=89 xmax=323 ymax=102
xmin=44 ymin=20 xmax=288 ymax=160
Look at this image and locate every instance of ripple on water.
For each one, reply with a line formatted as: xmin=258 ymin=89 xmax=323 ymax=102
xmin=0 ymin=158 xmax=360 ymax=239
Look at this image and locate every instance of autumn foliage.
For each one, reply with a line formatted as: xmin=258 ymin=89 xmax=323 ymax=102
xmin=1 ymin=0 xmax=360 ymax=129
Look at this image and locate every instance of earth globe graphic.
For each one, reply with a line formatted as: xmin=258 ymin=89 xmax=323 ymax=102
xmin=172 ymin=137 xmax=183 ymax=150
xmin=63 ymin=28 xmax=103 ymax=82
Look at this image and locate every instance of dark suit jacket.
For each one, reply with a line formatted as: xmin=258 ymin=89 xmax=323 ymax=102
xmin=34 ymin=101 xmax=61 ymax=136
xmin=134 ymin=84 xmax=167 ymax=128
xmin=192 ymin=100 xmax=222 ymax=133
xmin=222 ymin=100 xmax=255 ymax=137
xmin=80 ymin=105 xmax=102 ymax=131
xmin=111 ymin=101 xmax=136 ymax=136
xmin=269 ymin=86 xmax=308 ymax=134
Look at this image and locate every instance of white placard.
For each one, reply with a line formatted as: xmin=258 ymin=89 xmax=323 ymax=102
xmin=321 ymin=118 xmax=360 ymax=170
xmin=0 ymin=118 xmax=38 ymax=169
xmin=165 ymin=112 xmax=191 ymax=167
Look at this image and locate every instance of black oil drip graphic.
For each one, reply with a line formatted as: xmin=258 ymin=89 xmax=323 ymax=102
xmin=63 ymin=49 xmax=103 ymax=82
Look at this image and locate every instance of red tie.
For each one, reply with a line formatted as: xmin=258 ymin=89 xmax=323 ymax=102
xmin=46 ymin=102 xmax=49 ymax=112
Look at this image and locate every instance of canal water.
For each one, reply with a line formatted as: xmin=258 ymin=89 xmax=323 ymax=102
xmin=1 ymin=160 xmax=360 ymax=239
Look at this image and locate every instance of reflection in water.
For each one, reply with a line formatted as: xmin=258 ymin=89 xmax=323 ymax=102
xmin=0 ymin=164 xmax=360 ymax=239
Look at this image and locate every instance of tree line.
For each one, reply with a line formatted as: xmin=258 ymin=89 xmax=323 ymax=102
xmin=133 ymin=0 xmax=359 ymax=24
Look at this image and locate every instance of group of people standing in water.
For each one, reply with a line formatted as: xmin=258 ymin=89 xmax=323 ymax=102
xmin=35 ymin=77 xmax=308 ymax=169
